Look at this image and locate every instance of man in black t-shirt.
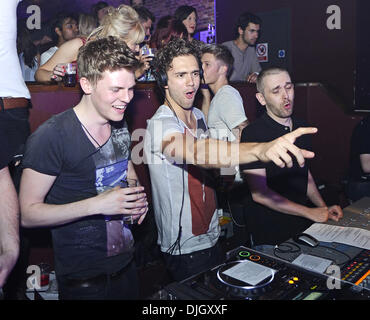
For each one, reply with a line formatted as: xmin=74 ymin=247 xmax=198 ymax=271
xmin=19 ymin=37 xmax=148 ymax=300
xmin=240 ymin=67 xmax=343 ymax=246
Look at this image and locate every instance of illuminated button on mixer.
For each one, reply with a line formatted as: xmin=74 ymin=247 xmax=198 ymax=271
xmin=238 ymin=251 xmax=250 ymax=258
xmin=249 ymin=255 xmax=261 ymax=262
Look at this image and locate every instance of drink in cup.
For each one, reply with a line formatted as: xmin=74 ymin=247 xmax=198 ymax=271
xmin=121 ymin=178 xmax=146 ymax=224
xmin=63 ymin=62 xmax=77 ymax=87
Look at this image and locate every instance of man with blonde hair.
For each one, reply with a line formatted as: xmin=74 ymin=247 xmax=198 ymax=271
xmin=20 ymin=36 xmax=148 ymax=300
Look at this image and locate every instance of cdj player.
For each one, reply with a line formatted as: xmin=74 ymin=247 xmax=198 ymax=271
xmin=152 ymin=246 xmax=370 ymax=300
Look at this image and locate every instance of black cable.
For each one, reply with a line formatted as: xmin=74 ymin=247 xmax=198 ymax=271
xmin=273 ymin=241 xmax=352 ymax=267
xmin=179 ymin=229 xmax=220 ymax=250
xmin=226 ymin=198 xmax=246 ymax=227
xmin=70 ymin=115 xmax=109 ymax=169
xmin=166 ymin=164 xmax=185 ymax=256
xmin=273 ymin=241 xmax=302 ymax=260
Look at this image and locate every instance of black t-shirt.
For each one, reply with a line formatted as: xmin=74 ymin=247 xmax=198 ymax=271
xmin=22 ymin=108 xmax=134 ymax=278
xmin=349 ymin=115 xmax=370 ymax=181
xmin=240 ymin=112 xmax=313 ymax=245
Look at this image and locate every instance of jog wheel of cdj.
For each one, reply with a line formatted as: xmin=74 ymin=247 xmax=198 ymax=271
xmin=216 ymin=260 xmax=276 ymax=299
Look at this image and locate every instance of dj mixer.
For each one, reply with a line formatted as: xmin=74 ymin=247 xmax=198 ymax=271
xmin=340 ymin=249 xmax=370 ymax=290
xmin=153 ymin=246 xmax=370 ymax=300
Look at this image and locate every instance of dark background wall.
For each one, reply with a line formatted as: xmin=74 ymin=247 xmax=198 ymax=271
xmin=216 ymin=0 xmax=358 ymax=110
xmin=18 ymin=0 xmax=368 ymax=111
xmin=355 ymin=0 xmax=370 ymax=110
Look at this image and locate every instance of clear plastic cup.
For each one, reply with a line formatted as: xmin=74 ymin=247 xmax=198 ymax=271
xmin=121 ymin=178 xmax=145 ymax=224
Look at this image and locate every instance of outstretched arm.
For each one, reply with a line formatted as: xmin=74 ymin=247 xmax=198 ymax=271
xmin=160 ymin=127 xmax=318 ymax=169
xmin=35 ymin=38 xmax=83 ymax=82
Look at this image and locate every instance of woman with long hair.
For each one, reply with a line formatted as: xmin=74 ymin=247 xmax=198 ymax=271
xmin=174 ymin=5 xmax=197 ymax=42
xmin=17 ymin=25 xmax=40 ymax=82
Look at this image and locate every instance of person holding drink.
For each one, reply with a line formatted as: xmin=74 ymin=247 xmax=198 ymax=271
xmin=35 ymin=5 xmax=151 ymax=83
xmin=62 ymin=62 xmax=77 ymax=87
xmin=19 ymin=36 xmax=148 ymax=300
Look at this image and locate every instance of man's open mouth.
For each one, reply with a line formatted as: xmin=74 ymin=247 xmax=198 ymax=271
xmin=185 ymin=91 xmax=195 ymax=99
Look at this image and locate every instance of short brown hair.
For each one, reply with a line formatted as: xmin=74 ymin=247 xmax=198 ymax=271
xmin=77 ymin=36 xmax=142 ymax=85
xmin=256 ymin=67 xmax=289 ymax=94
xmin=201 ymin=44 xmax=234 ymax=78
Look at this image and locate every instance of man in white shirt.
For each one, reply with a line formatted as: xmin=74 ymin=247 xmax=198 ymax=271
xmin=40 ymin=13 xmax=78 ymax=66
xmin=201 ymin=43 xmax=249 ymax=246
xmin=145 ymin=38 xmax=318 ymax=281
xmin=201 ymin=43 xmax=248 ymax=143
xmin=0 ymin=0 xmax=30 ymax=298
xmin=202 ymin=43 xmax=249 ymax=180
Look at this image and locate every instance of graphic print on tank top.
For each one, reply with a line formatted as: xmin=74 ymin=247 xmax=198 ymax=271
xmin=93 ymin=126 xmax=134 ymax=257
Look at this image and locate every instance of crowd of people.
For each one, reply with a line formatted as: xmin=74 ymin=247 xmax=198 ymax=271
xmin=3 ymin=0 xmax=367 ymax=301
xmin=16 ymin=3 xmax=201 ymax=84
